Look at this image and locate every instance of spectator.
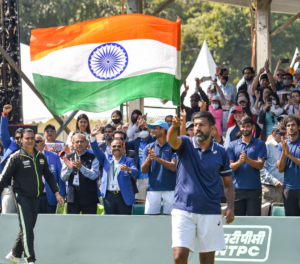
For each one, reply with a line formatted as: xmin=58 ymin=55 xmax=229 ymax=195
xmin=127 ymin=109 xmax=143 ymax=141
xmin=260 ymin=124 xmax=286 ymax=204
xmin=113 ymin=130 xmax=139 ymax=195
xmin=208 ymin=95 xmax=223 ymax=136
xmin=141 ymin=121 xmax=177 ymax=215
xmin=273 ymin=59 xmax=286 ymax=91
xmin=294 ymin=68 xmax=300 ymax=90
xmin=181 ymin=78 xmax=209 ymax=121
xmin=165 ymin=115 xmax=173 ymax=127
xmin=237 ymin=67 xmax=255 ymax=107
xmin=98 ymin=124 xmax=116 ymax=153
xmin=44 ymin=124 xmax=65 ymax=144
xmin=0 ymin=128 xmax=63 ymax=264
xmin=66 ymin=114 xmax=91 ymax=147
xmin=266 ymin=115 xmax=287 ymax=142
xmin=252 ymin=86 xmax=274 ymax=116
xmin=217 ymin=67 xmax=236 ymax=106
xmin=227 ymin=116 xmax=267 ymax=216
xmin=61 ymin=133 xmax=99 ymax=214
xmin=284 ymin=90 xmax=300 ymax=115
xmin=279 ymin=73 xmax=295 ymax=107
xmin=90 ymin=124 xmax=139 ymax=215
xmin=251 ymin=60 xmax=277 ymax=101
xmin=258 ymin=93 xmax=285 ymax=141
xmin=126 ymin=120 xmax=155 ymax=203
xmin=0 ymin=105 xmax=23 ymax=214
xmin=111 ymin=110 xmax=123 ymax=129
xmin=226 ymin=90 xmax=255 ymax=129
xmin=35 ymin=134 xmax=66 ymax=213
xmin=186 ymin=122 xmax=194 ymax=137
xmin=207 ymin=80 xmax=225 ymax=104
xmin=277 ymin=114 xmax=300 ymax=216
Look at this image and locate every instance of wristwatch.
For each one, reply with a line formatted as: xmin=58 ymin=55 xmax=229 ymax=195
xmin=128 ymin=169 xmax=132 ymax=174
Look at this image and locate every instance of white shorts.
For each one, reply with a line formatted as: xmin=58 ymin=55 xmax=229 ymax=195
xmin=145 ymin=191 xmax=174 ymax=214
xmin=172 ymin=209 xmax=226 ymax=253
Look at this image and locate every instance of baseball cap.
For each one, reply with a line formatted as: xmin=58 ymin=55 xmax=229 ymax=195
xmin=232 ymin=106 xmax=243 ymax=113
xmin=186 ymin=121 xmax=194 ymax=129
xmin=147 ymin=120 xmax=169 ymax=131
xmin=211 ymin=95 xmax=220 ymax=101
xmin=44 ymin=124 xmax=56 ymax=131
xmin=238 ymin=96 xmax=248 ymax=104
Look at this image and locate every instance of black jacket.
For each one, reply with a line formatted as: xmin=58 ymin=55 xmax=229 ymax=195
xmin=0 ymin=148 xmax=59 ymax=198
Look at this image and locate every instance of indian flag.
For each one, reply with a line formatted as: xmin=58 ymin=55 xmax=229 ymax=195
xmin=30 ymin=14 xmax=181 ymax=115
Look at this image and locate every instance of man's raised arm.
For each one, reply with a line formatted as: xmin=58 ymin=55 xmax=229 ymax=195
xmin=167 ymin=115 xmax=183 ymax=150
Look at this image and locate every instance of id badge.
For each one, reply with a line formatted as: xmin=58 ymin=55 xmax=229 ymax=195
xmin=73 ymin=174 xmax=79 ymax=186
xmin=110 ymin=183 xmax=117 ymax=191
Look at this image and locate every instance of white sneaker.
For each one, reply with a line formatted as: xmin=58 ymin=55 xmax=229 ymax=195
xmin=5 ymin=251 xmax=22 ymax=264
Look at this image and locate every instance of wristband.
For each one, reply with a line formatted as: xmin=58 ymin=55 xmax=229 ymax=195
xmin=1 ymin=112 xmax=8 ymax=117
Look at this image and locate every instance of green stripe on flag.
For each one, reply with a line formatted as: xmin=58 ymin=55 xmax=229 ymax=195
xmin=33 ymin=72 xmax=181 ymax=115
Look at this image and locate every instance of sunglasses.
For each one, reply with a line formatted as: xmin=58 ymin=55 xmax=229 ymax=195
xmin=15 ymin=136 xmax=21 ymax=140
xmin=277 ymin=74 xmax=285 ymax=76
xmin=276 ymin=132 xmax=287 ymax=136
xmin=111 ymin=145 xmax=122 ymax=149
xmin=45 ymin=130 xmax=55 ymax=133
xmin=35 ymin=140 xmax=43 ymax=144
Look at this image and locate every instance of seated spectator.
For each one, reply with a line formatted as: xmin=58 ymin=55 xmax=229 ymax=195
xmin=237 ymin=67 xmax=255 ymax=107
xmin=294 ymin=68 xmax=300 ymax=90
xmin=284 ymin=90 xmax=300 ymax=115
xmin=181 ymin=78 xmax=209 ymax=121
xmin=228 ymin=116 xmax=267 ymax=216
xmin=277 ymin=114 xmax=300 ymax=216
xmin=258 ymin=93 xmax=285 ymax=141
xmin=35 ymin=134 xmax=66 ymax=213
xmin=90 ymin=124 xmax=139 ymax=215
xmin=61 ymin=133 xmax=99 ymax=214
xmin=165 ymin=115 xmax=173 ymax=128
xmin=66 ymin=114 xmax=91 ymax=147
xmin=141 ymin=121 xmax=177 ymax=215
xmin=260 ymin=124 xmax=286 ymax=204
xmin=127 ymin=109 xmax=143 ymax=141
xmin=208 ymin=95 xmax=223 ymax=136
xmin=279 ymin=73 xmax=295 ymax=107
xmin=111 ymin=110 xmax=123 ymax=129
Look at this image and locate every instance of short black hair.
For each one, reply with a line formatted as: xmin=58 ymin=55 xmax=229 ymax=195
xmin=113 ymin=130 xmax=126 ymax=140
xmin=104 ymin=124 xmax=116 ymax=132
xmin=291 ymin=90 xmax=300 ymax=97
xmin=240 ymin=116 xmax=254 ymax=126
xmin=259 ymin=73 xmax=269 ymax=81
xmin=266 ymin=92 xmax=280 ymax=105
xmin=272 ymin=124 xmax=286 ymax=134
xmin=22 ymin=128 xmax=34 ymax=138
xmin=15 ymin=128 xmax=23 ymax=136
xmin=44 ymin=124 xmax=55 ymax=132
xmin=242 ymin=67 xmax=254 ymax=75
xmin=165 ymin=115 xmax=173 ymax=122
xmin=111 ymin=110 xmax=123 ymax=120
xmin=220 ymin=68 xmax=228 ymax=76
xmin=284 ymin=114 xmax=300 ymax=127
xmin=190 ymin=93 xmax=200 ymax=101
xmin=284 ymin=73 xmax=293 ymax=79
xmin=192 ymin=111 xmax=215 ymax=126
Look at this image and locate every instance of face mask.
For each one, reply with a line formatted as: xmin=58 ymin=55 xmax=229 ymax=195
xmin=272 ymin=100 xmax=277 ymax=105
xmin=222 ymin=76 xmax=229 ymax=82
xmin=131 ymin=117 xmax=138 ymax=124
xmin=283 ymin=80 xmax=292 ymax=87
xmin=211 ymin=103 xmax=219 ymax=110
xmin=241 ymin=105 xmax=246 ymax=108
xmin=112 ymin=118 xmax=121 ymax=124
xmin=140 ymin=130 xmax=150 ymax=139
xmin=208 ymin=93 xmax=216 ymax=98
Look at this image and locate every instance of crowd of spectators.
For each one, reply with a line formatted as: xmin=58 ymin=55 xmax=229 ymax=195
xmin=1 ymin=55 xmax=300 ymax=218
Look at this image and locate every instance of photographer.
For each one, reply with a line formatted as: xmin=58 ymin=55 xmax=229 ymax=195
xmin=285 ymin=90 xmax=300 ymax=117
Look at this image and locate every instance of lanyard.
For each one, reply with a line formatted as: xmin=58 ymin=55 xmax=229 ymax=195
xmin=112 ymin=160 xmax=118 ymax=181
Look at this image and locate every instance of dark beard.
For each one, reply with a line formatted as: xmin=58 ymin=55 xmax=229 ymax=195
xmin=103 ymin=135 xmax=112 ymax=142
xmin=242 ymin=130 xmax=252 ymax=137
xmin=196 ymin=128 xmax=211 ymax=142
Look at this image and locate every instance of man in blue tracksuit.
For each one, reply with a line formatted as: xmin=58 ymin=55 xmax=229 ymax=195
xmin=35 ymin=134 xmax=66 ymax=213
xmin=0 ymin=105 xmax=23 ymax=213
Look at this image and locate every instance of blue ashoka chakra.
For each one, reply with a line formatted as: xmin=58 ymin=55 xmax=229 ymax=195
xmin=88 ymin=43 xmax=128 ymax=80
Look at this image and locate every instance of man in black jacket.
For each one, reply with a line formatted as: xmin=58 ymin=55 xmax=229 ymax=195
xmin=0 ymin=128 xmax=64 ymax=264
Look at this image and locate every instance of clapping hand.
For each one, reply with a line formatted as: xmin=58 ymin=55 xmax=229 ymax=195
xmin=72 ymin=157 xmax=82 ymax=169
xmin=239 ymin=150 xmax=247 ymax=163
xmin=63 ymin=156 xmax=73 ymax=169
xmin=91 ymin=123 xmax=102 ymax=137
xmin=148 ymin=148 xmax=158 ymax=161
xmin=281 ymin=136 xmax=289 ymax=155
xmin=120 ymin=164 xmax=130 ymax=172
